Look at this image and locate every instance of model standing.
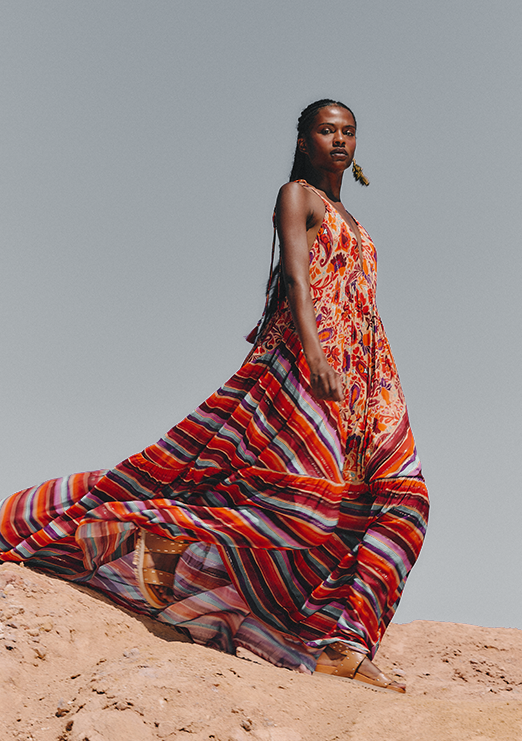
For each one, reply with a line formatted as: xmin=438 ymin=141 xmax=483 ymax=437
xmin=0 ymin=100 xmax=429 ymax=692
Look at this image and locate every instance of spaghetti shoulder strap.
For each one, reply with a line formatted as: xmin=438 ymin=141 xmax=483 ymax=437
xmin=294 ymin=179 xmax=330 ymax=207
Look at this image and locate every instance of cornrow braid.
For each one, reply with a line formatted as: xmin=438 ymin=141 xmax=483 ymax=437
xmin=288 ymin=98 xmax=369 ymax=186
xmin=297 ymin=99 xmax=356 ymax=138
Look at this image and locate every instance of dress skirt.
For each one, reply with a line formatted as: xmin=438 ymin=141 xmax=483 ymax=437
xmin=0 ymin=182 xmax=429 ymax=672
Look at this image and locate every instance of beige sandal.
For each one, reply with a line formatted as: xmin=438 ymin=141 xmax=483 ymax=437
xmin=134 ymin=529 xmax=191 ymax=610
xmin=315 ymin=642 xmax=406 ymax=693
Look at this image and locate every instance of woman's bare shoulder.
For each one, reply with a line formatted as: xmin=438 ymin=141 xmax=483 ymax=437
xmin=276 ymin=181 xmax=324 ymax=218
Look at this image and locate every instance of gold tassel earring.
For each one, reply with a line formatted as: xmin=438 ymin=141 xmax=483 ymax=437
xmin=352 ymin=160 xmax=369 ymax=187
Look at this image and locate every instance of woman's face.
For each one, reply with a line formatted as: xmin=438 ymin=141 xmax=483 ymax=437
xmin=299 ymin=106 xmax=356 ymax=174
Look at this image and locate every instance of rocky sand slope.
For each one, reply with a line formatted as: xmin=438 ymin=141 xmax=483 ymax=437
xmin=1 ymin=562 xmax=521 ymax=741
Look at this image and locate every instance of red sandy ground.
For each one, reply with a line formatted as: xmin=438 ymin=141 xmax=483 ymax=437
xmin=1 ymin=563 xmax=521 ymax=741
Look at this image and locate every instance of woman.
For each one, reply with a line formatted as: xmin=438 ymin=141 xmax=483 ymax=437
xmin=0 ymin=100 xmax=428 ymax=692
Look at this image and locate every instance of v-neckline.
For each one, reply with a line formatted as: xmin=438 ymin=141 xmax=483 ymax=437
xmin=297 ymin=181 xmax=365 ymax=271
xmin=323 ymin=197 xmax=365 ymax=272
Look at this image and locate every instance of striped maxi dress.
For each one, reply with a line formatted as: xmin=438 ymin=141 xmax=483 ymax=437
xmin=0 ymin=181 xmax=429 ymax=673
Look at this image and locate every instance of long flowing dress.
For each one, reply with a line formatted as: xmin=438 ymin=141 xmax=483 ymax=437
xmin=0 ymin=181 xmax=429 ymax=673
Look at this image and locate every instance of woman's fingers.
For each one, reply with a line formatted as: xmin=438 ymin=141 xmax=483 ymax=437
xmin=329 ymin=375 xmax=344 ymax=401
xmin=311 ymin=369 xmax=344 ymax=401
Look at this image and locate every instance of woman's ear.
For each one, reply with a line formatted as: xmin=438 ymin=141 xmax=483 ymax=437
xmin=297 ymin=137 xmax=308 ymax=155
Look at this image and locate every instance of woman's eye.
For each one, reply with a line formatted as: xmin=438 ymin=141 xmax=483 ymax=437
xmin=320 ymin=128 xmax=332 ymax=134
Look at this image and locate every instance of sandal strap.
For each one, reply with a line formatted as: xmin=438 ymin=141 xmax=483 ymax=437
xmin=145 ymin=532 xmax=191 ymax=555
xmin=328 ymin=644 xmax=367 ymax=678
xmin=141 ymin=567 xmax=175 ymax=588
xmin=329 ymin=641 xmax=364 ymax=656
xmin=139 ymin=531 xmax=191 ymax=590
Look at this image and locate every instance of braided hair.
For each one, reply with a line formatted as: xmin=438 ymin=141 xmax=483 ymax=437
xmin=289 ymin=99 xmax=368 ymax=186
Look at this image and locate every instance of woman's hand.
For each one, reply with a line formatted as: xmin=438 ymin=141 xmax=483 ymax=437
xmin=308 ymin=354 xmax=344 ymax=402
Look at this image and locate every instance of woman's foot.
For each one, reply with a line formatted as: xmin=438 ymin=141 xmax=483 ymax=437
xmin=315 ymin=642 xmax=406 ymax=693
xmin=134 ymin=529 xmax=190 ymax=610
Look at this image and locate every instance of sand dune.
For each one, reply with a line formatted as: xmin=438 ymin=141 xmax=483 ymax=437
xmin=1 ymin=562 xmax=521 ymax=741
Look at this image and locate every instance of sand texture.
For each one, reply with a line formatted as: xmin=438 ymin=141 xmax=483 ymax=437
xmin=1 ymin=562 xmax=521 ymax=741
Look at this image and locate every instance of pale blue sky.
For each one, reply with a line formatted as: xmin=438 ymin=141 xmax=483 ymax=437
xmin=0 ymin=1 xmax=521 ymax=629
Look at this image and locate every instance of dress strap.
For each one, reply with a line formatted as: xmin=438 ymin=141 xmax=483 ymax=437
xmin=294 ymin=179 xmax=332 ymax=209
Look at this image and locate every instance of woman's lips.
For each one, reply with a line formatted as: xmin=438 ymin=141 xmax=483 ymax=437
xmin=331 ymin=149 xmax=348 ymax=158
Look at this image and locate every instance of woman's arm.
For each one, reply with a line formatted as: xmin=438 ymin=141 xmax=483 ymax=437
xmin=276 ymin=183 xmax=343 ymax=402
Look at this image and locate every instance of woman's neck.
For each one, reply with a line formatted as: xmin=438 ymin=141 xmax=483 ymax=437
xmin=305 ymin=170 xmax=344 ymax=203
